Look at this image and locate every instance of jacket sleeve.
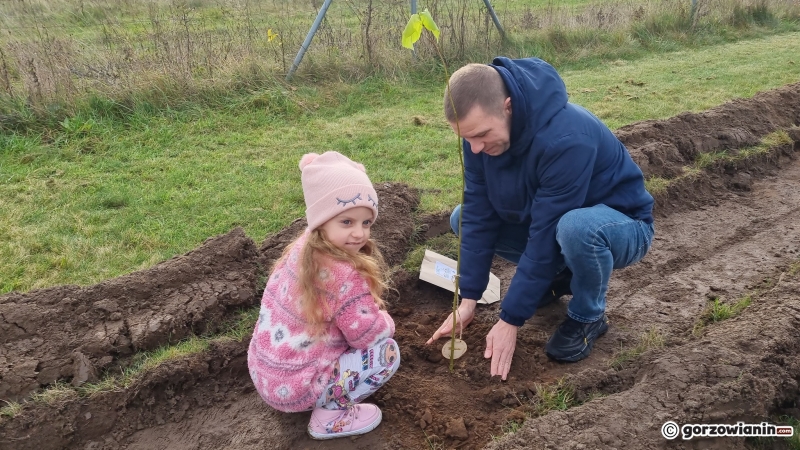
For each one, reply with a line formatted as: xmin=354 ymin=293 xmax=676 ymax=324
xmin=499 ymin=136 xmax=597 ymax=326
xmin=331 ymin=268 xmax=394 ymax=348
xmin=458 ymin=142 xmax=505 ymax=300
xmin=379 ymin=310 xmax=395 ymax=337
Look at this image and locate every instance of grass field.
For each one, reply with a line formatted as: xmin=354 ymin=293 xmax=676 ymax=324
xmin=1 ymin=0 xmax=800 ymax=293
xmin=1 ymin=0 xmax=798 ymax=120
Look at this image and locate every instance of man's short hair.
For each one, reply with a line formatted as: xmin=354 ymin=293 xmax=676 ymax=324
xmin=444 ymin=63 xmax=509 ymax=123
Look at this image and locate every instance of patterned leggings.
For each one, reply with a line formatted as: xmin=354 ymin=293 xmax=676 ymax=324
xmin=314 ymin=338 xmax=400 ymax=410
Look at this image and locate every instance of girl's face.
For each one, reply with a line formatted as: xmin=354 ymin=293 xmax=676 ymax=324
xmin=319 ymin=207 xmax=374 ymax=255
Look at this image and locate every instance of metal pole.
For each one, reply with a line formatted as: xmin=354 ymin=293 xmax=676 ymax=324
xmin=481 ymin=0 xmax=506 ymax=40
xmin=410 ymin=0 xmax=417 ymax=60
xmin=286 ymin=0 xmax=334 ymax=81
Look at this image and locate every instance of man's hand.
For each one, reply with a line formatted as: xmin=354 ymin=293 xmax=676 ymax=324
xmin=485 ymin=319 xmax=518 ymax=380
xmin=426 ymin=299 xmax=477 ymax=344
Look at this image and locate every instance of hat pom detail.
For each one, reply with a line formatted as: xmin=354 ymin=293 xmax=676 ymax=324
xmin=299 ymin=153 xmax=319 ymax=170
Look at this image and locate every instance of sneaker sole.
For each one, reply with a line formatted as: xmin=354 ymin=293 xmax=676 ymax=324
xmin=545 ymin=320 xmax=609 ymax=363
xmin=307 ymin=409 xmax=383 ymax=440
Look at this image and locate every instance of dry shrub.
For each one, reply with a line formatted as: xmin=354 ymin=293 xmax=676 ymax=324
xmin=6 ymin=37 xmax=77 ymax=109
xmin=0 ymin=0 xmax=797 ymax=124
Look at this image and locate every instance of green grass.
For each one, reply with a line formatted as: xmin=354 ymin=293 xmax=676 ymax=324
xmin=708 ymin=296 xmax=753 ymax=322
xmin=644 ymin=176 xmax=672 ymax=195
xmin=747 ymin=415 xmax=800 ymax=450
xmin=2 ymin=34 xmax=799 ymax=293
xmin=96 ymin=306 xmax=257 ymax=390
xmin=781 ymin=415 xmax=800 ymax=450
xmin=0 ymin=400 xmax=23 ymax=418
xmin=27 ymin=380 xmax=78 ymax=406
xmin=0 ymin=80 xmax=464 ymax=291
xmin=789 ymin=261 xmax=800 ymax=277
xmin=693 ymin=295 xmax=752 ymax=336
xmin=1 ymin=0 xmax=798 ymax=127
xmin=491 ymin=418 xmax=525 ymax=440
xmin=563 ymin=38 xmax=800 ymax=129
xmin=423 ymin=430 xmax=445 ymax=450
xmin=533 ymin=379 xmax=576 ymax=416
xmin=102 ymin=305 xmax=257 ymax=388
xmin=691 ymin=259 xmax=800 ymax=337
xmin=0 ymin=0 xmax=753 ymax=47
xmin=488 ymin=378 xmax=576 ymax=440
xmin=402 ymin=233 xmax=460 ymax=273
xmin=608 ymin=327 xmax=666 ymax=370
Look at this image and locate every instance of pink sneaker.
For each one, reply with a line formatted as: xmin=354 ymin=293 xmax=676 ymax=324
xmin=308 ymin=404 xmax=382 ymax=440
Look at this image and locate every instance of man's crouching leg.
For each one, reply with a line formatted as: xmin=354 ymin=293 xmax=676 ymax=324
xmin=545 ymin=205 xmax=654 ymax=362
xmin=450 ymin=204 xmax=574 ymax=306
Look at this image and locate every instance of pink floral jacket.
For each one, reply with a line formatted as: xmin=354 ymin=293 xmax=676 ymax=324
xmin=247 ymin=233 xmax=395 ymax=412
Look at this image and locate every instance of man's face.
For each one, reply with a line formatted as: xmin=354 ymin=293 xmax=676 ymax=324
xmin=448 ymin=98 xmax=512 ymax=157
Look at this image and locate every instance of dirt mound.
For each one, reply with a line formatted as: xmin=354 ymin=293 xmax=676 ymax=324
xmin=260 ymin=182 xmax=420 ymax=268
xmin=0 ymin=338 xmax=255 ymax=450
xmin=486 ymin=277 xmax=800 ymax=450
xmin=617 ymin=82 xmax=800 ymax=178
xmin=615 ymin=82 xmax=800 ymax=218
xmin=0 ymin=228 xmax=261 ymax=402
xmin=2 ymin=86 xmax=800 ymax=450
xmin=651 ymin=133 xmax=798 ymax=217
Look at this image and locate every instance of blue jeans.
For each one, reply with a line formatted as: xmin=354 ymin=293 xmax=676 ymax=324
xmin=450 ymin=204 xmax=654 ymax=323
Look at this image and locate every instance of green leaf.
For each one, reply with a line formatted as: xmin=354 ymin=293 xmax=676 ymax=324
xmin=420 ymin=9 xmax=440 ymax=40
xmin=402 ymin=14 xmax=423 ymax=49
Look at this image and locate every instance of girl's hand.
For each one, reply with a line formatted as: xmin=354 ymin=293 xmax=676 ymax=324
xmin=425 ymin=299 xmax=477 ymax=344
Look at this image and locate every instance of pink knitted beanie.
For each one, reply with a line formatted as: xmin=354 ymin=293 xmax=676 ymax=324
xmin=299 ymin=151 xmax=379 ymax=231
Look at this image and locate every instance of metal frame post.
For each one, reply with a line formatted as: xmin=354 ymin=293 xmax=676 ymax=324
xmin=410 ymin=0 xmax=418 ymax=60
xmin=286 ymin=0 xmax=334 ymax=81
xmin=286 ymin=0 xmax=506 ymax=80
xmin=481 ymin=0 xmax=506 ymax=40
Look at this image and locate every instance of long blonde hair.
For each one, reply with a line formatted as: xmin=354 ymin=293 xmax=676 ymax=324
xmin=277 ymin=228 xmax=388 ymax=334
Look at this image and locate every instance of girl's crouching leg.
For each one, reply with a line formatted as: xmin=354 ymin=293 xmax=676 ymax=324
xmin=315 ymin=338 xmax=401 ymax=410
xmin=352 ymin=337 xmax=400 ymax=402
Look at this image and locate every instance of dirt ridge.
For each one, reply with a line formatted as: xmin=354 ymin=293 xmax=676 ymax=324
xmin=486 ymin=276 xmax=800 ymax=450
xmin=617 ymin=82 xmax=800 ymax=178
xmin=0 ymin=338 xmax=253 ymax=450
xmin=0 ymin=228 xmax=262 ymax=402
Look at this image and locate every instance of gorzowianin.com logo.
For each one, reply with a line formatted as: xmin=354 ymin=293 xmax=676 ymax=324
xmin=661 ymin=421 xmax=795 ymax=440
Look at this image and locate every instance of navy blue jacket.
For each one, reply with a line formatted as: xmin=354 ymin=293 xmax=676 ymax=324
xmin=458 ymin=57 xmax=654 ymax=326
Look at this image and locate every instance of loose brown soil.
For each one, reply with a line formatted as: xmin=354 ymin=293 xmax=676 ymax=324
xmin=0 ymin=228 xmax=262 ymax=402
xmin=1 ymin=83 xmax=800 ymax=450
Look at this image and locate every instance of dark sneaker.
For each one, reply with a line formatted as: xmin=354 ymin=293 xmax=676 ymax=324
xmin=539 ymin=268 xmax=573 ymax=307
xmin=545 ymin=314 xmax=609 ymax=362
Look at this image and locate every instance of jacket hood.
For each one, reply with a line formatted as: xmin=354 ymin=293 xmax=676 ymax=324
xmin=489 ymin=57 xmax=569 ymax=157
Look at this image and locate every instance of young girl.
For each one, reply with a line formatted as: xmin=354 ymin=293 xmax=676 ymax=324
xmin=248 ymin=151 xmax=400 ymax=440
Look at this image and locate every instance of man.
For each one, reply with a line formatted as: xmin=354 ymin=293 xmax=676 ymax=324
xmin=426 ymin=57 xmax=655 ymax=380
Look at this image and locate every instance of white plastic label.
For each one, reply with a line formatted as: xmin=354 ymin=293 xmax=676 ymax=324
xmin=434 ymin=261 xmax=457 ymax=282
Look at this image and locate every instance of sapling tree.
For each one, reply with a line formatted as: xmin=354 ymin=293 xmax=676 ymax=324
xmin=402 ymin=10 xmax=467 ymax=372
